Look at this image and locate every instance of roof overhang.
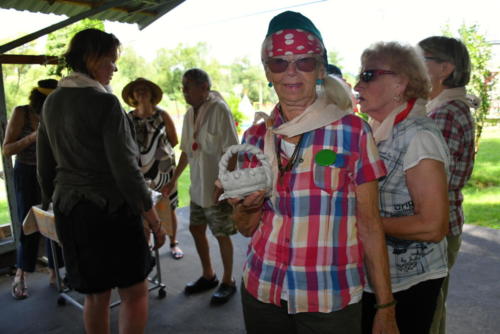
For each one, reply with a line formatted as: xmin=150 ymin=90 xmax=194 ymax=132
xmin=0 ymin=0 xmax=185 ymax=53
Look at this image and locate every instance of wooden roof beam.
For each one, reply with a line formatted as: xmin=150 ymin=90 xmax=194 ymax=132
xmin=0 ymin=55 xmax=59 ymax=65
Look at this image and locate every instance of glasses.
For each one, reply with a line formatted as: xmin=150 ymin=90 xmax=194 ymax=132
xmin=266 ymin=57 xmax=317 ymax=73
xmin=424 ymin=56 xmax=445 ymax=63
xmin=358 ymin=69 xmax=396 ymax=83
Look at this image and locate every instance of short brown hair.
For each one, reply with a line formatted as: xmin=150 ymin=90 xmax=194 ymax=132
xmin=418 ymin=36 xmax=471 ymax=88
xmin=64 ymin=28 xmax=120 ymax=76
xmin=361 ymin=41 xmax=430 ymax=100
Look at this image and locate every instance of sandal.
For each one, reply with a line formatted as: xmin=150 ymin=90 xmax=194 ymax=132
xmin=170 ymin=241 xmax=184 ymax=260
xmin=11 ymin=276 xmax=28 ymax=300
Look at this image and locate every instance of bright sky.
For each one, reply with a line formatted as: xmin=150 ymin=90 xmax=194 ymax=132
xmin=1 ymin=0 xmax=499 ymax=75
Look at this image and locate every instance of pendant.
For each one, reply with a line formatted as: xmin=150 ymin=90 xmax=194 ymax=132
xmin=192 ymin=142 xmax=199 ymax=151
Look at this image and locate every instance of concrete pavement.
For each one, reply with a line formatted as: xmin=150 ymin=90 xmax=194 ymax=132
xmin=0 ymin=208 xmax=499 ymax=333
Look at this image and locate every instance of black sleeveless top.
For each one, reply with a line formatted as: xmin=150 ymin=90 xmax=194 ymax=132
xmin=16 ymin=105 xmax=37 ymax=166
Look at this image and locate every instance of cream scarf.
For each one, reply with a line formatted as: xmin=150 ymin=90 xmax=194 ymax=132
xmin=254 ymin=93 xmax=352 ymax=203
xmin=369 ymin=99 xmax=427 ymax=144
xmin=58 ymin=72 xmax=112 ymax=93
xmin=426 ymin=87 xmax=475 ymax=113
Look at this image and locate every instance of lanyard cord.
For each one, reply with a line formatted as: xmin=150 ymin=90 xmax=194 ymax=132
xmin=276 ymin=134 xmax=304 ymax=176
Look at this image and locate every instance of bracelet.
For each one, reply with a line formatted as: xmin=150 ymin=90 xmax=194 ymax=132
xmin=374 ymin=300 xmax=397 ymax=309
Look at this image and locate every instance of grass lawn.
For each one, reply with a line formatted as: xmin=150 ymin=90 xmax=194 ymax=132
xmin=462 ymin=125 xmax=500 ymax=229
xmin=0 ymin=200 xmax=10 ymax=226
xmin=177 ymin=165 xmax=191 ymax=208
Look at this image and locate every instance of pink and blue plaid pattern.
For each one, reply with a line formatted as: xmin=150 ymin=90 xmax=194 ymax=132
xmin=240 ymin=107 xmax=386 ymax=314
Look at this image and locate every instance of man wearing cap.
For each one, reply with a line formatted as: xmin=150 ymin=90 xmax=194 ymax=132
xmin=166 ymin=68 xmax=239 ymax=304
xmin=228 ymin=11 xmax=398 ymax=333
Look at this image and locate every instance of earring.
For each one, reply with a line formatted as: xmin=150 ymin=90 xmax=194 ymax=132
xmin=316 ymin=79 xmax=324 ymax=85
xmin=268 ymin=82 xmax=273 ymax=88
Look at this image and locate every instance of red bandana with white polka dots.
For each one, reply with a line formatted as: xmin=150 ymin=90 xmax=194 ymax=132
xmin=266 ymin=29 xmax=322 ymax=57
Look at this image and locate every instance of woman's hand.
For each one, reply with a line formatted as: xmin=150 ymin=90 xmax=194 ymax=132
xmin=228 ymin=190 xmax=266 ymax=237
xmin=143 ymin=207 xmax=166 ymax=249
xmin=213 ymin=179 xmax=224 ymax=204
xmin=151 ymin=224 xmax=167 ymax=250
xmin=372 ymin=307 xmax=399 ymax=334
xmin=161 ymin=180 xmax=175 ymax=198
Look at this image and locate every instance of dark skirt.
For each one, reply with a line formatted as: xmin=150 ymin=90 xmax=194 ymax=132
xmin=54 ymin=200 xmax=153 ymax=294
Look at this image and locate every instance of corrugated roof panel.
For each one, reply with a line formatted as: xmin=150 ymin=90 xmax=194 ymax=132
xmin=0 ymin=0 xmax=184 ymax=29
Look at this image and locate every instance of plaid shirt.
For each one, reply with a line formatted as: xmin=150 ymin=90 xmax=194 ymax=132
xmin=240 ymin=107 xmax=386 ymax=314
xmin=428 ymin=100 xmax=475 ymax=236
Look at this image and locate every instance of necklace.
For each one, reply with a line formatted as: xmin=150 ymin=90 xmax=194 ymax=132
xmin=276 ymin=135 xmax=303 ymax=178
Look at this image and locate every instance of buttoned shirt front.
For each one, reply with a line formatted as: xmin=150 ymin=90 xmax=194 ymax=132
xmin=180 ymin=94 xmax=239 ymax=208
xmin=240 ymin=107 xmax=386 ymax=314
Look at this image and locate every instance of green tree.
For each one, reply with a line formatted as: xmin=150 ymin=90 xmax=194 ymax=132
xmin=444 ymin=24 xmax=497 ymax=152
xmin=112 ymin=46 xmax=154 ymax=106
xmin=151 ymin=42 xmax=211 ymax=101
xmin=45 ymin=18 xmax=105 ymax=76
xmin=227 ymin=57 xmax=271 ymax=105
xmin=0 ymin=40 xmax=47 ymax=115
xmin=327 ymin=50 xmax=343 ymax=69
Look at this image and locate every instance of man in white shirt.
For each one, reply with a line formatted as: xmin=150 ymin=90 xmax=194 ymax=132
xmin=166 ymin=68 xmax=239 ymax=304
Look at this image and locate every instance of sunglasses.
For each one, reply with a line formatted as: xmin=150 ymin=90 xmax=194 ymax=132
xmin=424 ymin=56 xmax=445 ymax=63
xmin=266 ymin=57 xmax=317 ymax=73
xmin=358 ymin=69 xmax=396 ymax=82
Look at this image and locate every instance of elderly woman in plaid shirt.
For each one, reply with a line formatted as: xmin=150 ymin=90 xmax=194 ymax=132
xmin=419 ymin=36 xmax=475 ymax=334
xmin=354 ymin=42 xmax=450 ymax=334
xmin=228 ymin=11 xmax=398 ymax=334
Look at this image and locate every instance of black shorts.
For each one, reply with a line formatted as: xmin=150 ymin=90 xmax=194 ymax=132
xmin=54 ymin=200 xmax=153 ymax=294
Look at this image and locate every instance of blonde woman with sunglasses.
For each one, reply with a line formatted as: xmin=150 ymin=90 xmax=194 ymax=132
xmin=354 ymin=41 xmax=450 ymax=334
xmin=227 ymin=11 xmax=398 ymax=334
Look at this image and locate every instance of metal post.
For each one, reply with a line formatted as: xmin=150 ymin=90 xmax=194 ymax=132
xmin=0 ymin=65 xmax=19 ymax=254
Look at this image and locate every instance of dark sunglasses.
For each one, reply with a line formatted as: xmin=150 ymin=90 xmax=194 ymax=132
xmin=424 ymin=56 xmax=445 ymax=63
xmin=358 ymin=69 xmax=396 ymax=82
xmin=266 ymin=57 xmax=317 ymax=73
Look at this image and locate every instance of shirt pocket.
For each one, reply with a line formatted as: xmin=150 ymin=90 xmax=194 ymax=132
xmin=201 ymin=131 xmax=219 ymax=155
xmin=313 ymin=153 xmax=353 ymax=193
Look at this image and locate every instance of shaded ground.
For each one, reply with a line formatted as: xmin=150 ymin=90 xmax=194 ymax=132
xmin=0 ymin=208 xmax=499 ymax=333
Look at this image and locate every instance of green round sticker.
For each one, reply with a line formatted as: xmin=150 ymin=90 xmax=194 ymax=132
xmin=315 ymin=149 xmax=336 ymax=166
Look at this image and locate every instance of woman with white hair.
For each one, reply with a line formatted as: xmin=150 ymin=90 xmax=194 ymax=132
xmin=354 ymin=41 xmax=450 ymax=334
xmin=228 ymin=11 xmax=398 ymax=334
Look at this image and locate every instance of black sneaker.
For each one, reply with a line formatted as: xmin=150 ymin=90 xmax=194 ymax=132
xmin=184 ymin=276 xmax=219 ymax=295
xmin=210 ymin=282 xmax=236 ymax=304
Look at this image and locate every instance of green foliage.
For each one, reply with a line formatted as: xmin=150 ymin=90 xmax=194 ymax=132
xmin=1 ymin=40 xmax=52 ymax=116
xmin=443 ymin=24 xmax=497 ymax=152
xmin=45 ymin=19 xmax=105 ymax=77
xmin=224 ymin=94 xmax=244 ymax=132
xmin=327 ymin=50 xmax=343 ymax=69
xmin=0 ymin=196 xmax=11 ymax=226
xmin=151 ymin=42 xmax=210 ymax=101
xmin=226 ymin=57 xmax=272 ymax=104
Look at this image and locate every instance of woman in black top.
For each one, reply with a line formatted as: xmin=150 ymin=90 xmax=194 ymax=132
xmin=37 ymin=29 xmax=166 ymax=333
